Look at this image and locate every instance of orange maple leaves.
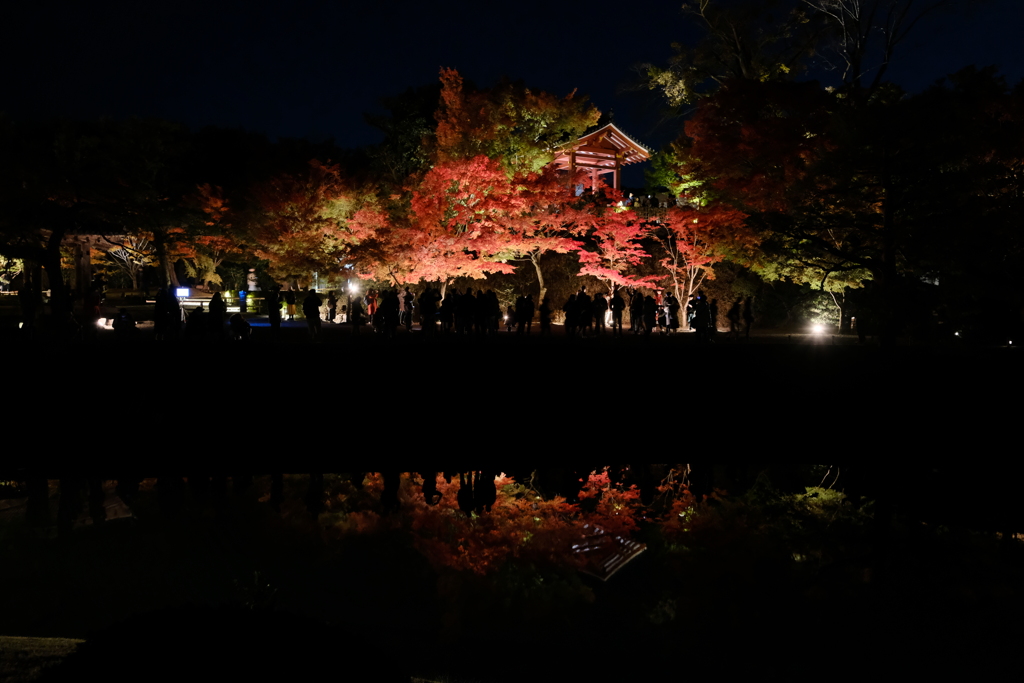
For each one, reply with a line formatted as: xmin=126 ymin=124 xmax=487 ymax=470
xmin=324 ymin=470 xmax=684 ymax=577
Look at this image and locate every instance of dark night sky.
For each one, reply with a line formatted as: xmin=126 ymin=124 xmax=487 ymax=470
xmin=3 ymin=0 xmax=1022 ymax=186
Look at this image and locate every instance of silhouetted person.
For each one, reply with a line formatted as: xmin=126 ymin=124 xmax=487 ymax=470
xmin=401 ymin=287 xmax=414 ymax=331
xmin=418 ymin=287 xmax=440 ymax=334
xmin=610 ymin=288 xmax=625 ymax=335
xmin=655 ymin=290 xmax=667 ymax=334
xmin=382 ymin=473 xmax=401 ymax=516
xmin=229 ymin=313 xmax=251 ymax=340
xmin=593 ymin=292 xmax=608 ymax=335
xmin=563 ymin=294 xmax=578 ymax=337
xmin=350 ymin=299 xmax=365 ymax=334
xmin=458 ymin=472 xmax=474 ymax=515
xmin=539 ymin=296 xmax=552 ymax=336
xmin=486 ymin=289 xmax=501 ymax=334
xmin=643 ymin=295 xmax=657 ymax=336
xmin=209 ymin=292 xmax=227 ymax=339
xmin=693 ymin=291 xmax=711 ymax=343
xmin=112 ymin=308 xmax=137 ymax=339
xmin=420 ymin=472 xmax=439 ymax=505
xmin=517 ymin=294 xmax=535 ymax=335
xmin=166 ymin=290 xmax=181 ymax=340
xmin=439 ymin=293 xmax=454 ymax=334
xmin=474 ymin=471 xmax=498 ymax=513
xmin=327 ymin=291 xmax=338 ymax=323
xmin=665 ymin=293 xmax=680 ymax=333
xmin=185 ymin=305 xmax=206 ymax=340
xmin=630 ymin=289 xmax=645 ymax=335
xmin=727 ymin=297 xmax=742 ymax=340
xmin=284 ymin=288 xmax=297 ymax=320
xmin=379 ymin=289 xmax=400 ymax=338
xmin=303 ymin=289 xmax=322 ymax=340
xmin=577 ymin=286 xmax=593 ymax=336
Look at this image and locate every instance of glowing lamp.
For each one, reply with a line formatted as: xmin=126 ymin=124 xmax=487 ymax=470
xmin=812 ymin=324 xmax=825 ymax=334
xmin=175 ymin=287 xmax=189 ymax=298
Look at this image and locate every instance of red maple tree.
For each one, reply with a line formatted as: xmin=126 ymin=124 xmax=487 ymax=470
xmin=573 ymin=183 xmax=661 ymax=291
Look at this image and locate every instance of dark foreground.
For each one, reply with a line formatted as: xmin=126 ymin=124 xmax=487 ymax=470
xmin=4 ymin=323 xmax=1017 ymax=462
xmin=0 ymin=474 xmax=1021 ymax=682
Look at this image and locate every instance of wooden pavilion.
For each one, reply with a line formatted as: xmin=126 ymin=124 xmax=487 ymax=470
xmin=549 ymin=122 xmax=652 ymax=191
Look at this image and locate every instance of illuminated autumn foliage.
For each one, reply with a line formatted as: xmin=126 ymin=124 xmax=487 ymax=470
xmin=573 ymin=184 xmax=662 ymax=290
xmin=323 ymin=470 xmax=658 ymax=576
xmin=250 ymin=160 xmax=376 ymax=281
xmin=650 ymin=204 xmax=752 ymax=302
xmin=676 ymin=79 xmax=833 ymax=214
xmin=435 ymin=68 xmax=599 ymax=174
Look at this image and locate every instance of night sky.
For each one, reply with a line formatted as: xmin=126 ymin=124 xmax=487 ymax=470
xmin=4 ymin=0 xmax=1023 ymax=186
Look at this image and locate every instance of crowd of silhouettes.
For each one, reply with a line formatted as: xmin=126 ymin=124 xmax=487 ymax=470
xmin=129 ymin=283 xmax=754 ymax=342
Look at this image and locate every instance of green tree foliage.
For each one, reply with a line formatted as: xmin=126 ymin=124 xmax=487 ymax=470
xmin=435 ymin=68 xmax=600 ymax=175
xmin=642 ymin=0 xmax=823 ymax=110
xmin=664 ymin=67 xmax=1024 ymax=339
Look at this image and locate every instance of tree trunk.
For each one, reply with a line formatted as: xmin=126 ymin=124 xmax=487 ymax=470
xmin=153 ymin=230 xmax=180 ymax=288
xmin=830 ymin=290 xmax=849 ymax=333
xmin=530 ymin=251 xmax=547 ymax=303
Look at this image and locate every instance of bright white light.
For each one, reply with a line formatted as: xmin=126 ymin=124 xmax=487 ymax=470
xmin=812 ymin=324 xmax=825 ymax=334
xmin=97 ymin=318 xmax=107 ymax=328
xmin=347 ymin=283 xmax=358 ymax=294
xmin=175 ymin=288 xmax=189 ymax=297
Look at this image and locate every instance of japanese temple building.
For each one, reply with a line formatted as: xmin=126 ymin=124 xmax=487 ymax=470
xmin=549 ymin=122 xmax=652 ymax=191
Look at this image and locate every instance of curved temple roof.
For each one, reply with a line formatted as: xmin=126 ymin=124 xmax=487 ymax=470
xmin=549 ymin=122 xmax=652 ymax=189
